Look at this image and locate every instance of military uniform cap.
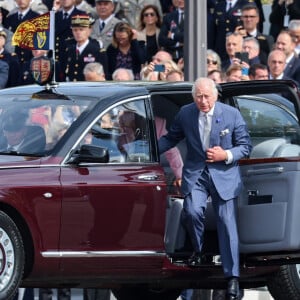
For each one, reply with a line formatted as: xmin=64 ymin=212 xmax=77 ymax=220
xmin=95 ymin=0 xmax=113 ymax=2
xmin=71 ymin=14 xmax=94 ymax=27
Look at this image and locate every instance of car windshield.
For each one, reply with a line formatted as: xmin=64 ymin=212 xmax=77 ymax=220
xmin=0 ymin=94 xmax=94 ymax=156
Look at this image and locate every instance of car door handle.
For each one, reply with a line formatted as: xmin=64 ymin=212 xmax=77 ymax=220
xmin=247 ymin=166 xmax=284 ymax=176
xmin=137 ymin=174 xmax=160 ymax=181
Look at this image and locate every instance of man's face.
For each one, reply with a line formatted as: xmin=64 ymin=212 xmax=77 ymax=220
xmin=241 ymin=8 xmax=259 ymax=32
xmin=253 ymin=68 xmax=269 ymax=80
xmin=4 ymin=128 xmax=26 ymax=146
xmin=0 ymin=36 xmax=5 ymax=50
xmin=227 ymin=69 xmax=242 ymax=82
xmin=72 ymin=27 xmax=91 ymax=43
xmin=60 ymin=0 xmax=75 ymax=10
xmin=226 ymin=34 xmax=243 ymax=58
xmin=84 ymin=71 xmax=105 ymax=81
xmin=275 ymin=32 xmax=295 ymax=56
xmin=96 ymin=1 xmax=114 ymax=19
xmin=152 ymin=51 xmax=172 ymax=64
xmin=177 ymin=0 xmax=184 ymax=10
xmin=243 ymin=40 xmax=259 ymax=59
xmin=268 ymin=51 xmax=286 ymax=78
xmin=193 ymin=80 xmax=217 ymax=113
xmin=290 ymin=28 xmax=300 ymax=46
xmin=15 ymin=0 xmax=31 ymax=10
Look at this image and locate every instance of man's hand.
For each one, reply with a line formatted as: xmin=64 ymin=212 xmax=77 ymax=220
xmin=206 ymin=146 xmax=227 ymax=163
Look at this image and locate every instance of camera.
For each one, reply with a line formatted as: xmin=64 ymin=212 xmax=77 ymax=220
xmin=154 ymin=64 xmax=165 ymax=72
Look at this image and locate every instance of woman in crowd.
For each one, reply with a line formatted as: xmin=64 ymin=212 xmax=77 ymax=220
xmin=137 ymin=4 xmax=162 ymax=64
xmin=207 ymin=49 xmax=222 ymax=74
xmin=106 ymin=22 xmax=146 ymax=80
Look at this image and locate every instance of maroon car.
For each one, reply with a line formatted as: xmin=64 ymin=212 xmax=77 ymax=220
xmin=0 ymin=80 xmax=299 ymax=300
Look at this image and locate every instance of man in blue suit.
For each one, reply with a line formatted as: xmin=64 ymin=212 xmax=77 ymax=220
xmin=158 ymin=77 xmax=252 ymax=300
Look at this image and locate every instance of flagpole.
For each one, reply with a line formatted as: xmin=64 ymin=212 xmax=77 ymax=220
xmin=50 ymin=9 xmax=56 ymax=84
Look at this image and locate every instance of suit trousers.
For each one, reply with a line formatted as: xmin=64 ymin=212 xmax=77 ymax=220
xmin=182 ymin=167 xmax=239 ymax=277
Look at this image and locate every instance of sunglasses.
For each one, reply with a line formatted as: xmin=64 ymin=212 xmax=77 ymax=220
xmin=143 ymin=12 xmax=156 ymax=17
xmin=207 ymin=59 xmax=218 ymax=65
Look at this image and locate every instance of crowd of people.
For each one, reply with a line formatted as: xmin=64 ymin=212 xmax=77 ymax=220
xmin=2 ymin=0 xmax=300 ymax=299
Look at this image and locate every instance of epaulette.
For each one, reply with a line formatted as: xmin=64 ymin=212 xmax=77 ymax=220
xmin=257 ymin=36 xmax=266 ymax=40
xmin=11 ymin=53 xmax=17 ymax=56
xmin=100 ymin=48 xmax=106 ymax=53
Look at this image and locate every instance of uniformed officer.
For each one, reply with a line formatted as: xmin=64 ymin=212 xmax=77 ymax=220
xmin=213 ymin=0 xmax=256 ymax=61
xmin=0 ymin=30 xmax=20 ymax=87
xmin=64 ymin=14 xmax=108 ymax=81
xmin=90 ymin=0 xmax=121 ymax=49
xmin=54 ymin=0 xmax=85 ymax=64
xmin=4 ymin=0 xmax=39 ymax=64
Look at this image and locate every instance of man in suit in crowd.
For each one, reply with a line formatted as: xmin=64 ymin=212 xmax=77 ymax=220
xmin=267 ymin=49 xmax=292 ymax=81
xmin=91 ymin=0 xmax=121 ymax=49
xmin=4 ymin=0 xmax=39 ymax=65
xmin=158 ymin=77 xmax=252 ymax=300
xmin=274 ymin=30 xmax=300 ymax=84
xmin=158 ymin=0 xmax=184 ymax=62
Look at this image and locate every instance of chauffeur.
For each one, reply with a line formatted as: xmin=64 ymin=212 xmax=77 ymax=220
xmin=64 ymin=14 xmax=108 ymax=81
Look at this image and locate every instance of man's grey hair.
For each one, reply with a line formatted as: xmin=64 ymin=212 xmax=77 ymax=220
xmin=83 ymin=62 xmax=104 ymax=76
xmin=192 ymin=77 xmax=218 ymax=98
xmin=243 ymin=36 xmax=260 ymax=51
xmin=112 ymin=68 xmax=134 ymax=80
xmin=289 ymin=19 xmax=300 ymax=31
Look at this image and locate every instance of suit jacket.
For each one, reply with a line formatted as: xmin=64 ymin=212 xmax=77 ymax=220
xmin=158 ymin=102 xmax=252 ymax=200
xmin=269 ymin=0 xmax=300 ymax=40
xmin=91 ymin=17 xmax=121 ymax=50
xmin=284 ymin=55 xmax=300 ymax=85
xmin=0 ymin=60 xmax=8 ymax=89
xmin=158 ymin=9 xmax=184 ymax=61
xmin=155 ymin=117 xmax=183 ymax=179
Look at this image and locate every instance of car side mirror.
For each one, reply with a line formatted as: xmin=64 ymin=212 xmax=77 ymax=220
xmin=68 ymin=144 xmax=109 ymax=164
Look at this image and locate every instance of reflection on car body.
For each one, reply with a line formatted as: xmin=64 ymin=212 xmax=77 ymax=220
xmin=0 ymin=80 xmax=299 ymax=300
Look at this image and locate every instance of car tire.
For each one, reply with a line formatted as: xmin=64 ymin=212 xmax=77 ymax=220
xmin=0 ymin=211 xmax=24 ymax=300
xmin=267 ymin=264 xmax=300 ymax=300
xmin=112 ymin=287 xmax=181 ymax=300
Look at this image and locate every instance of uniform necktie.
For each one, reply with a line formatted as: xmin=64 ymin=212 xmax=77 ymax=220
xmin=203 ymin=113 xmax=211 ymax=150
xmin=63 ymin=12 xmax=68 ymax=20
xmin=76 ymin=48 xmax=80 ymax=58
xmin=18 ymin=14 xmax=23 ymax=21
xmin=100 ymin=21 xmax=105 ymax=32
xmin=227 ymin=1 xmax=232 ymax=12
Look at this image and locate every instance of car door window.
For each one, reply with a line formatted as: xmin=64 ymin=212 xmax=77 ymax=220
xmin=236 ymin=95 xmax=300 ymax=158
xmin=82 ymin=99 xmax=150 ymax=163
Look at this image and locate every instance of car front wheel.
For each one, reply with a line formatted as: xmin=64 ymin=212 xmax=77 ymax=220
xmin=0 ymin=211 xmax=24 ymax=300
xmin=267 ymin=264 xmax=300 ymax=300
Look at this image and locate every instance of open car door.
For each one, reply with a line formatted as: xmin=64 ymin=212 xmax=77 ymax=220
xmin=221 ymin=80 xmax=300 ymax=262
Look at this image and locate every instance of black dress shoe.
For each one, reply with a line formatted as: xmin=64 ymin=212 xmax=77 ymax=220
xmin=226 ymin=277 xmax=240 ymax=300
xmin=187 ymin=252 xmax=202 ymax=267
